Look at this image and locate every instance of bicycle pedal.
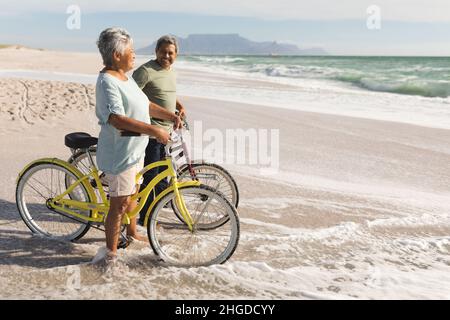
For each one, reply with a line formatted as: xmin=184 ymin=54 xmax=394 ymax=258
xmin=117 ymin=237 xmax=132 ymax=249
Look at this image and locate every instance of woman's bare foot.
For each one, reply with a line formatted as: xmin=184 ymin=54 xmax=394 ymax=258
xmin=91 ymin=247 xmax=118 ymax=271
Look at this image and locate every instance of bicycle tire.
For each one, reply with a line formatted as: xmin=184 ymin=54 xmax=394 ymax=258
xmin=16 ymin=160 xmax=92 ymax=241
xmin=147 ymin=184 xmax=239 ymax=267
xmin=67 ymin=148 xmax=97 ymax=176
xmin=177 ymin=161 xmax=239 ymax=208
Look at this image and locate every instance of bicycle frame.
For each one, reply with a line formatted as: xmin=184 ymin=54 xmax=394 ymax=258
xmin=20 ymin=154 xmax=201 ymax=231
xmin=67 ymin=127 xmax=227 ymax=194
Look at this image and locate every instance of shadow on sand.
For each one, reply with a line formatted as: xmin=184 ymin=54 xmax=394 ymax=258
xmin=0 ymin=198 xmax=104 ymax=268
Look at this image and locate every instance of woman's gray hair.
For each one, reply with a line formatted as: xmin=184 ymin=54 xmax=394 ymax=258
xmin=97 ymin=27 xmax=133 ymax=67
xmin=155 ymin=35 xmax=179 ymax=53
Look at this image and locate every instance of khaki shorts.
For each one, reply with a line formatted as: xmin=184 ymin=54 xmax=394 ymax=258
xmin=103 ymin=160 xmax=144 ymax=197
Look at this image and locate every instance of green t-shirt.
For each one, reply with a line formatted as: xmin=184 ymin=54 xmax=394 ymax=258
xmin=132 ymin=60 xmax=176 ymax=133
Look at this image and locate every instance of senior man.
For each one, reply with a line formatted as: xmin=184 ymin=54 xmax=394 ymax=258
xmin=132 ymin=35 xmax=187 ymax=226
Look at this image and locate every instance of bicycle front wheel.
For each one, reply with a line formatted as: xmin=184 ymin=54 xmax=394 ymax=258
xmin=16 ymin=161 xmax=92 ymax=241
xmin=148 ymin=185 xmax=240 ymax=267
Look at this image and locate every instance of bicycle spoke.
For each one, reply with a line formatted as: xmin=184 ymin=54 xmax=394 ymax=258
xmin=17 ymin=163 xmax=91 ymax=240
xmin=150 ymin=186 xmax=237 ymax=266
xmin=30 ymin=177 xmax=53 ymax=197
xmin=26 ymin=180 xmax=50 ymax=201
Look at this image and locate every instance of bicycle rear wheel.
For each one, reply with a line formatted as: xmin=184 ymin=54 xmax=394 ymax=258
xmin=67 ymin=148 xmax=109 ymax=198
xmin=67 ymin=148 xmax=97 ymax=175
xmin=147 ymin=185 xmax=239 ymax=267
xmin=16 ymin=161 xmax=92 ymax=241
xmin=177 ymin=162 xmax=239 ymax=208
xmin=173 ymin=162 xmax=239 ymax=228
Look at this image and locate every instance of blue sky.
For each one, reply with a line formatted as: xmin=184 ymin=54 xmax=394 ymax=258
xmin=0 ymin=0 xmax=449 ymax=56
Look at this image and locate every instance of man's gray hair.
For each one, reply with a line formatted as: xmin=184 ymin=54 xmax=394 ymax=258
xmin=97 ymin=27 xmax=133 ymax=67
xmin=155 ymin=35 xmax=179 ymax=53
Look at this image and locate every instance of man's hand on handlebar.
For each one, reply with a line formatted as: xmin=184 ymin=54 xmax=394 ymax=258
xmin=173 ymin=114 xmax=183 ymax=130
xmin=177 ymin=107 xmax=186 ymax=120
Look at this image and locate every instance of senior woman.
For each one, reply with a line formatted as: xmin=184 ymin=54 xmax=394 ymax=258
xmin=95 ymin=27 xmax=181 ymax=264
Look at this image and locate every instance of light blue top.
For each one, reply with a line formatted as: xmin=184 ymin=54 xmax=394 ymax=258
xmin=95 ymin=72 xmax=150 ymax=175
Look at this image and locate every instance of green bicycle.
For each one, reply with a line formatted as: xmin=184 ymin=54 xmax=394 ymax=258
xmin=15 ymin=132 xmax=240 ymax=266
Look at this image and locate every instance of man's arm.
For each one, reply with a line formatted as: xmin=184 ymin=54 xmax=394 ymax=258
xmin=149 ymin=102 xmax=182 ymax=129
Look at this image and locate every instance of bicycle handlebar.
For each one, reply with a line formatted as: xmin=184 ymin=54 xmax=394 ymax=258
xmin=119 ymin=130 xmax=181 ymax=146
xmin=120 ymin=110 xmax=189 ymax=157
xmin=175 ymin=110 xmax=190 ymax=131
xmin=118 ymin=127 xmax=190 ymax=169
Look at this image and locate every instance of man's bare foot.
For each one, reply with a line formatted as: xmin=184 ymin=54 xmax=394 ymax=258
xmin=127 ymin=233 xmax=149 ymax=243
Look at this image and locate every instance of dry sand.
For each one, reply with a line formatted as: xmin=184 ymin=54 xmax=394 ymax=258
xmin=0 ymin=48 xmax=449 ymax=299
xmin=0 ymin=47 xmax=101 ymax=74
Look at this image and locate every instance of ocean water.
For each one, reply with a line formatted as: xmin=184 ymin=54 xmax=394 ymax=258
xmin=177 ymin=55 xmax=450 ymax=99
xmin=1 ymin=55 xmax=449 ymax=129
xmin=172 ymin=55 xmax=450 ymax=130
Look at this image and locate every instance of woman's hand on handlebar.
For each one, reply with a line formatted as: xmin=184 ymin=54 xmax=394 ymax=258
xmin=155 ymin=127 xmax=170 ymax=144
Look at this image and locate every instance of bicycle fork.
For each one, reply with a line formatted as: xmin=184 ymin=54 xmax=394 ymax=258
xmin=173 ymin=182 xmax=195 ymax=232
xmin=166 ymin=138 xmax=196 ymax=233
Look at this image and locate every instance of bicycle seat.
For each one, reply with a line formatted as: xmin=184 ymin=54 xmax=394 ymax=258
xmin=64 ymin=132 xmax=98 ymax=149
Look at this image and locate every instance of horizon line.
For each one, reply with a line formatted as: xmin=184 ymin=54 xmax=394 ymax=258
xmin=2 ymin=45 xmax=449 ymax=58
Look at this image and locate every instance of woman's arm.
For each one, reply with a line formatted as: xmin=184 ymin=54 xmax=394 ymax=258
xmin=108 ymin=114 xmax=170 ymax=143
xmin=149 ymin=102 xmax=182 ymax=129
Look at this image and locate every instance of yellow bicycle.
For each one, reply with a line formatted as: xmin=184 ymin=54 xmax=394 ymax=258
xmin=15 ymin=132 xmax=240 ymax=266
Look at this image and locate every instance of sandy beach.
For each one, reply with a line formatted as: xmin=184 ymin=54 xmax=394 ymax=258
xmin=0 ymin=48 xmax=449 ymax=299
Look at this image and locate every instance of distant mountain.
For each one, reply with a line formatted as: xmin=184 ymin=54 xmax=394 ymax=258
xmin=136 ymin=34 xmax=327 ymax=56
